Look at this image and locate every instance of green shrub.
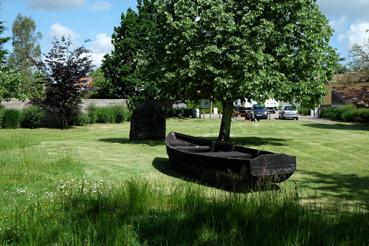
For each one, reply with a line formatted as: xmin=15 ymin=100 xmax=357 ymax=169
xmin=2 ymin=109 xmax=21 ymax=128
xmin=341 ymin=109 xmax=360 ymax=122
xmin=319 ymin=107 xmax=334 ymax=119
xmin=87 ymin=104 xmax=97 ymax=124
xmin=167 ymin=108 xmax=193 ymax=118
xmin=298 ymin=106 xmax=311 ymax=116
xmin=20 ymin=106 xmax=44 ymax=128
xmin=123 ymin=109 xmax=132 ymax=121
xmin=96 ymin=107 xmax=115 ymax=123
xmin=111 ymin=105 xmax=125 ymax=123
xmin=87 ymin=105 xmax=130 ymax=124
xmin=358 ymin=108 xmax=369 ymax=123
xmin=72 ymin=113 xmax=90 ymax=126
xmin=320 ymin=104 xmax=369 ymax=123
xmin=0 ymin=107 xmax=4 ymax=128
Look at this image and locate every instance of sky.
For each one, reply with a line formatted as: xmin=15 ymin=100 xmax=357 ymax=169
xmin=1 ymin=0 xmax=369 ymax=67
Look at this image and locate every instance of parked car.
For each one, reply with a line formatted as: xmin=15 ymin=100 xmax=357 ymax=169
xmin=279 ymin=105 xmax=299 ymax=120
xmin=247 ymin=105 xmax=268 ymax=120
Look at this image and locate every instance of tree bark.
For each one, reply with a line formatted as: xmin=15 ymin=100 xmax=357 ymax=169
xmin=217 ymin=99 xmax=233 ymax=142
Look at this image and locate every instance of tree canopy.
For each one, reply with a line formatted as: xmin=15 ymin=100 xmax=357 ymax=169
xmin=139 ymin=0 xmax=337 ymax=141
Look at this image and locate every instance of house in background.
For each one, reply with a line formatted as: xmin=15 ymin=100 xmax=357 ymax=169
xmin=78 ymin=77 xmax=94 ymax=92
xmin=322 ymin=73 xmax=369 ymax=107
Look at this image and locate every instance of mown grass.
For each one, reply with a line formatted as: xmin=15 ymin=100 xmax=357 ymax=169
xmin=1 ymin=118 xmax=369 ymax=244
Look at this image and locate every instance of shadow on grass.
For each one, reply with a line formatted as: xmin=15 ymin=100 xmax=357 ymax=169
xmin=152 ymin=157 xmax=280 ymax=193
xmin=299 ymin=169 xmax=369 ymax=210
xmin=99 ymin=136 xmax=289 ymax=147
xmin=98 ymin=138 xmax=164 ymax=146
xmin=229 ymin=137 xmax=289 ymax=147
xmin=197 ymin=136 xmax=289 ymax=147
xmin=303 ymin=123 xmax=369 ymax=131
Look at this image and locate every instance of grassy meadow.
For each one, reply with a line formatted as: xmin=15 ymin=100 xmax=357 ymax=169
xmin=1 ymin=118 xmax=369 ymax=244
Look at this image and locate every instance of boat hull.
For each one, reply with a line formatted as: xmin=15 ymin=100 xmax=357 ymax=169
xmin=165 ymin=132 xmax=296 ymax=187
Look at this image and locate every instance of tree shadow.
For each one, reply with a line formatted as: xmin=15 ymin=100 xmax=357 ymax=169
xmin=303 ymin=123 xmax=369 ymax=131
xmin=99 ymin=136 xmax=288 ymax=147
xmin=98 ymin=138 xmax=163 ymax=146
xmin=198 ymin=136 xmax=289 ymax=147
xmin=230 ymin=137 xmax=289 ymax=147
xmin=298 ymin=169 xmax=369 ymax=210
xmin=152 ymin=157 xmax=280 ymax=193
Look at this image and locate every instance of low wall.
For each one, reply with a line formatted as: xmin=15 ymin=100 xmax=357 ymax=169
xmin=1 ymin=99 xmax=128 ymax=111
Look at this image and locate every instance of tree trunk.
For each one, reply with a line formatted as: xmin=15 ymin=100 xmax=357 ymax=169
xmin=217 ymin=99 xmax=233 ymax=142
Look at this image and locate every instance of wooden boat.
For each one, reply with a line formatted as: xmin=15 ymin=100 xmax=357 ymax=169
xmin=165 ymin=132 xmax=296 ymax=187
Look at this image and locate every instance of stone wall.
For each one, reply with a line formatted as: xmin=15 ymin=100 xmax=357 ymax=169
xmin=0 ymin=99 xmax=128 ymax=111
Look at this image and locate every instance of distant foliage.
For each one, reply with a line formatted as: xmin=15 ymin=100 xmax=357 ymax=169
xmin=319 ymin=104 xmax=369 ymax=123
xmin=298 ymin=106 xmax=311 ymax=116
xmin=88 ymin=105 xmax=130 ymax=124
xmin=87 ymin=104 xmax=98 ymax=124
xmin=95 ymin=107 xmax=115 ymax=123
xmin=20 ymin=106 xmax=44 ymax=128
xmin=350 ymin=32 xmax=369 ymax=75
xmin=167 ymin=108 xmax=193 ymax=118
xmin=0 ymin=20 xmax=10 ymax=65
xmin=1 ymin=109 xmax=21 ymax=128
xmin=88 ymin=69 xmax=114 ymax=99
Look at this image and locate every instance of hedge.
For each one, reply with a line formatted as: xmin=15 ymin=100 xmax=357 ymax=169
xmin=0 ymin=105 xmax=131 ymax=129
xmin=20 ymin=106 xmax=44 ymax=128
xmin=88 ymin=105 xmax=131 ymax=124
xmin=319 ymin=104 xmax=369 ymax=123
xmin=2 ymin=109 xmax=21 ymax=128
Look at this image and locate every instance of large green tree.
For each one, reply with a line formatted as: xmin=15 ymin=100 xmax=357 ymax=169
xmin=102 ymin=0 xmax=159 ymax=102
xmin=102 ymin=8 xmax=140 ymax=99
xmin=141 ymin=0 xmax=337 ymax=141
xmin=8 ymin=14 xmax=43 ymax=100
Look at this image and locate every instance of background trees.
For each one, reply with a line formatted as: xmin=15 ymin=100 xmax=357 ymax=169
xmin=38 ymin=38 xmax=93 ymax=128
xmin=101 ymin=8 xmax=140 ymax=99
xmin=0 ymin=20 xmax=24 ymax=103
xmin=8 ymin=14 xmax=43 ymax=101
xmin=102 ymin=0 xmax=159 ymax=104
xmin=139 ymin=0 xmax=337 ymax=141
xmin=350 ymin=31 xmax=369 ymax=77
xmin=0 ymin=21 xmax=10 ymax=65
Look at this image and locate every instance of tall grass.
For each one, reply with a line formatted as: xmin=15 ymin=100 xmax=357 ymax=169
xmin=1 ymin=176 xmax=369 ymax=245
xmin=0 ymin=133 xmax=39 ymax=151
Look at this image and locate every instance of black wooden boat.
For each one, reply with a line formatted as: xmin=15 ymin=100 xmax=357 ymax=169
xmin=165 ymin=132 xmax=296 ymax=187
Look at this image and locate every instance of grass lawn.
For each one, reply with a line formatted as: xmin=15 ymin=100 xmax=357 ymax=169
xmin=1 ymin=118 xmax=369 ymax=244
xmin=8 ymin=118 xmax=367 ymax=209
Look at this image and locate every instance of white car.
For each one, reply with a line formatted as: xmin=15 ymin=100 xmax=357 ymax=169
xmin=279 ymin=105 xmax=299 ymax=120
